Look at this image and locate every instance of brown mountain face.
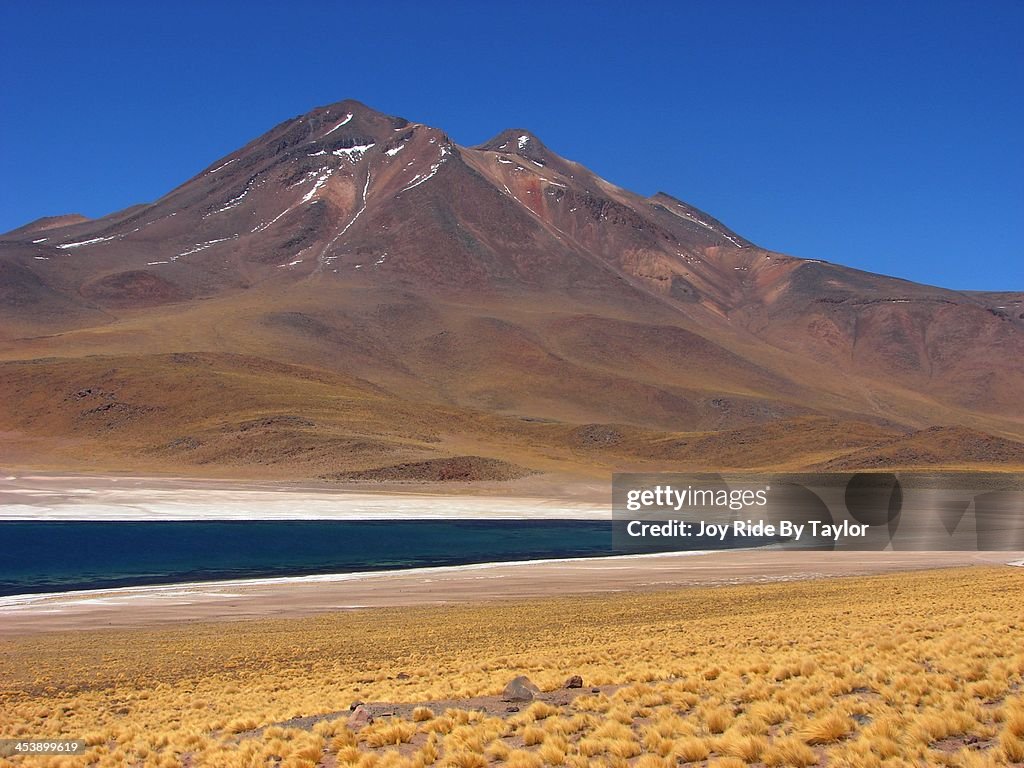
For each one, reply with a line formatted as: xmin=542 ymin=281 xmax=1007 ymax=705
xmin=1 ymin=99 xmax=1022 ymax=482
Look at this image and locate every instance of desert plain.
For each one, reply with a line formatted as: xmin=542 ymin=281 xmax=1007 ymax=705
xmin=1 ymin=563 xmax=1023 ymax=767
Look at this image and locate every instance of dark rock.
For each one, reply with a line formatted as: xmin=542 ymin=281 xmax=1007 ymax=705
xmin=238 ymin=414 xmax=315 ymax=431
xmin=167 ymin=436 xmax=201 ymax=450
xmin=569 ymin=424 xmax=623 ymax=448
xmin=564 ymin=675 xmax=583 ymax=689
xmin=330 ymin=456 xmax=535 ymax=483
xmin=501 ymin=675 xmax=540 ymax=702
xmin=670 ymin=275 xmax=700 ymax=302
xmin=347 ymin=705 xmax=373 ymax=730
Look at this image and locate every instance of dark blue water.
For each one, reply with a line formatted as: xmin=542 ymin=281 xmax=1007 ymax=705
xmin=0 ymin=520 xmax=630 ymax=596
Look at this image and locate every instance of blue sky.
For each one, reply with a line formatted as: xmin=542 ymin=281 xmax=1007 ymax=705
xmin=1 ymin=1 xmax=1021 ymax=290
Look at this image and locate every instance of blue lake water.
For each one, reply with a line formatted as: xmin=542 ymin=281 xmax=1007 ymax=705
xmin=0 ymin=520 xmax=767 ymax=597
xmin=0 ymin=520 xmax=628 ymax=596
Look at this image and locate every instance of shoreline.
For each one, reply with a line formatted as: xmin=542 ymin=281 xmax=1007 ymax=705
xmin=0 ymin=550 xmax=716 ymax=607
xmin=0 ymin=473 xmax=608 ymax=520
xmin=1 ymin=548 xmax=1019 ymax=636
xmin=3 ymin=473 xmax=1022 ymax=638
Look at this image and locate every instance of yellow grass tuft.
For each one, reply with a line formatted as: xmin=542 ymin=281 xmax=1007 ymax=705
xmin=503 ymin=749 xmax=543 ymax=768
xmin=524 ymin=701 xmax=559 ymax=721
xmin=708 ymin=759 xmax=747 ymax=768
xmin=364 ymin=720 xmax=417 ymax=747
xmin=538 ymin=739 xmax=567 ymax=765
xmin=717 ymin=731 xmax=768 ymax=761
xmin=1001 ymin=731 xmax=1024 ymax=763
xmin=671 ymin=736 xmax=710 ymax=762
xmin=522 ymin=725 xmax=546 ymax=745
xmin=444 ymin=752 xmax=487 ymax=768
xmin=799 ymin=710 xmax=855 ymax=745
xmin=484 ymin=740 xmax=509 ymax=761
xmin=703 ymin=705 xmax=735 ymax=734
xmin=763 ymin=735 xmax=819 ymax=766
xmin=634 ymin=756 xmax=670 ymax=768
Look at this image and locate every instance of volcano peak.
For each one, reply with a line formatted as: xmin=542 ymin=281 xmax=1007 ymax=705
xmin=475 ymin=128 xmax=546 ymax=155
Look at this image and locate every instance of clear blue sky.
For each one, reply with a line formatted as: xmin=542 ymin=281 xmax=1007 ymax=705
xmin=2 ymin=1 xmax=1021 ymax=290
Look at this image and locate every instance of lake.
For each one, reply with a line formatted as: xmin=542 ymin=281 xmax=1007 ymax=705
xmin=0 ymin=520 xmax=624 ymax=596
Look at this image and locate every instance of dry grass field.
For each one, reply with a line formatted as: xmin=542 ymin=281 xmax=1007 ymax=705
xmin=1 ymin=566 xmax=1022 ymax=767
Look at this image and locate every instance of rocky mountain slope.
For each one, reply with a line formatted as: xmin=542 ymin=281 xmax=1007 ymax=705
xmin=1 ymin=99 xmax=1021 ymax=481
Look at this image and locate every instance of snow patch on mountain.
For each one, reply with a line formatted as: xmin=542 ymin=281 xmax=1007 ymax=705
xmin=301 ymin=168 xmax=335 ymax=203
xmin=174 ymin=236 xmax=236 ymax=261
xmin=208 ymin=177 xmax=260 ymax=215
xmin=208 ymin=158 xmax=238 ymax=174
xmin=323 ymin=113 xmax=353 ymax=136
xmin=57 ymin=235 xmax=118 ymax=249
xmin=664 ymin=204 xmax=745 ymax=248
xmin=333 ymin=143 xmax=375 ymax=162
xmin=398 ymin=146 xmax=450 ymax=193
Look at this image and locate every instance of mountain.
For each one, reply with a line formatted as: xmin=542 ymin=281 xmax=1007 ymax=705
xmin=1 ymin=99 xmax=1022 ymax=483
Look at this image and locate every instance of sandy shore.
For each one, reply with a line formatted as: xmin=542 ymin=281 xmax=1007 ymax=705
xmin=0 ymin=472 xmax=606 ymax=520
xmin=2 ymin=549 xmax=1020 ymax=636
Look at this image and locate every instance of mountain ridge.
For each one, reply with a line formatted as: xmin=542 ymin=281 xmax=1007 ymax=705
xmin=1 ymin=98 xmax=1021 ymax=481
